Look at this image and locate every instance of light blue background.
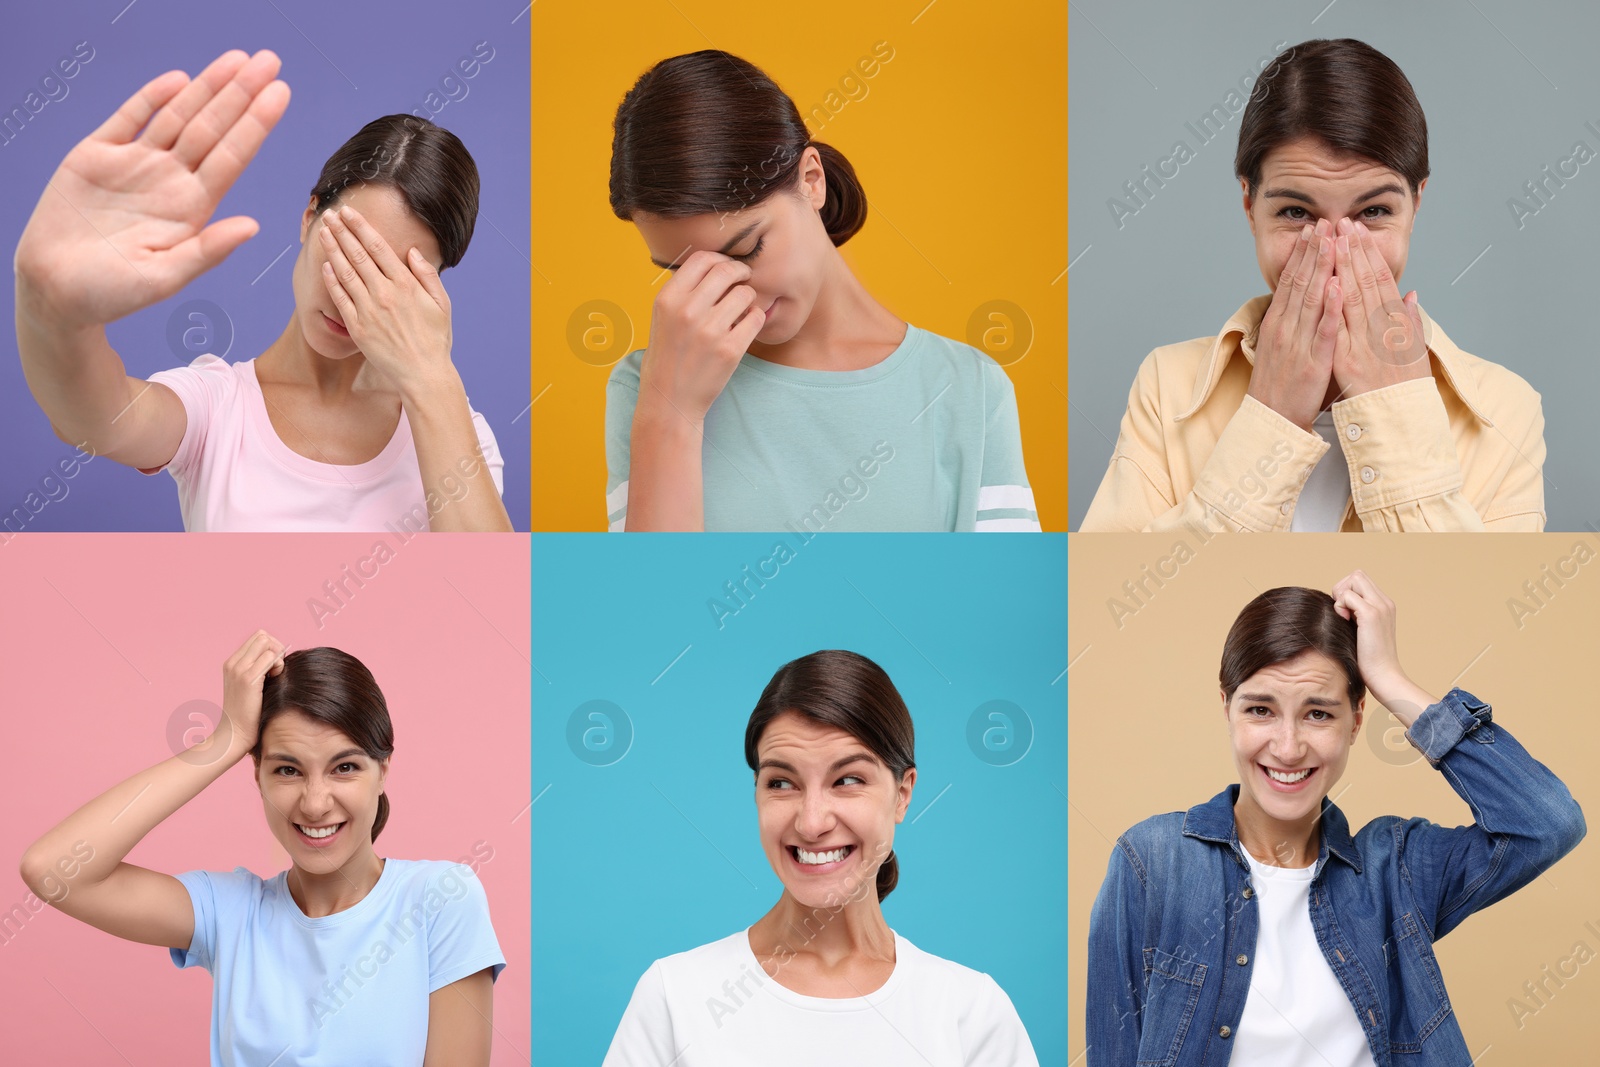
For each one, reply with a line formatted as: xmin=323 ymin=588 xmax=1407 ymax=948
xmin=531 ymin=534 xmax=1068 ymax=1065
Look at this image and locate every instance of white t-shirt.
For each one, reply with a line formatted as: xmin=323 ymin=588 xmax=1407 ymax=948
xmin=171 ymin=858 xmax=505 ymax=1067
xmin=1290 ymin=409 xmax=1352 ymax=531
xmin=1232 ymin=851 xmax=1378 ymax=1066
xmin=141 ymin=355 xmax=505 ymax=532
xmin=602 ymin=928 xmax=1039 ymax=1066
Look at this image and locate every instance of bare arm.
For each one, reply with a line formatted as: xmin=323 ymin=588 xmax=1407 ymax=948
xmin=12 ymin=50 xmax=288 ymax=468
xmin=17 ymin=631 xmax=284 ymax=950
xmin=624 ymin=251 xmax=764 ymax=531
xmin=317 ymin=206 xmax=511 ymax=532
xmin=423 ymin=968 xmax=495 ymax=1067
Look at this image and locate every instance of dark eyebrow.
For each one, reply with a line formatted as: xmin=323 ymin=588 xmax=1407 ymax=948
xmin=1261 ymin=182 xmax=1407 ymax=207
xmin=649 ymin=221 xmax=761 ymax=270
xmin=756 ymin=752 xmax=879 ymax=775
xmin=263 ymin=748 xmax=367 ymax=766
xmin=1237 ymin=692 xmax=1341 ymax=708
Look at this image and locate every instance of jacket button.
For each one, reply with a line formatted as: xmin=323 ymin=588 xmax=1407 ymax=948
xmin=1219 ymin=1026 xmax=1232 ymax=1039
xmin=1360 ymin=465 xmax=1376 ymax=484
xmin=1236 ymin=954 xmax=1248 ymax=965
xmin=1346 ymin=423 xmax=1362 ymax=441
xmin=1242 ymin=887 xmax=1254 ymax=898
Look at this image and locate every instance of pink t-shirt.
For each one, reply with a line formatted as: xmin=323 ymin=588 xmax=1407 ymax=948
xmin=139 ymin=355 xmax=505 ymax=532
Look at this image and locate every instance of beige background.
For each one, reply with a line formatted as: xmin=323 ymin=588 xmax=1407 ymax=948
xmin=1068 ymin=533 xmax=1600 ymax=1062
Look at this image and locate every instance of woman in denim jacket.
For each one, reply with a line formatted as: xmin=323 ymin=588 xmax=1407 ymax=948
xmin=1086 ymin=570 xmax=1585 ymax=1066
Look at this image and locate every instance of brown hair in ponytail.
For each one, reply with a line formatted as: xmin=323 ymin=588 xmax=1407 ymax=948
xmin=253 ymin=647 xmax=395 ymax=842
xmin=745 ymin=650 xmax=915 ymax=901
xmin=609 ymin=50 xmax=869 ymax=246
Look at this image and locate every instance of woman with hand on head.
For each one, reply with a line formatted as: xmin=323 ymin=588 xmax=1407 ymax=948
xmin=19 ymin=632 xmax=505 ymax=1066
xmin=1086 ymin=572 xmax=1584 ymax=1066
xmin=605 ymin=50 xmax=1039 ymax=533
xmin=603 ymin=650 xmax=1039 ymax=1065
xmin=13 ymin=49 xmax=511 ymax=532
xmin=1081 ymin=38 xmax=1546 ymax=532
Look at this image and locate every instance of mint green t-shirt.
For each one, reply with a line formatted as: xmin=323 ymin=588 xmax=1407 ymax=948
xmin=604 ymin=324 xmax=1039 ymax=532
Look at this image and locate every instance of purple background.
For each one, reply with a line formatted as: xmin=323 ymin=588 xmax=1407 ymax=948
xmin=1 ymin=0 xmax=530 ymax=530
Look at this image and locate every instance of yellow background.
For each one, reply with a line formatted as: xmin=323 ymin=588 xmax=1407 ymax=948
xmin=529 ymin=0 xmax=1068 ymax=530
xmin=1068 ymin=533 xmax=1600 ymax=1061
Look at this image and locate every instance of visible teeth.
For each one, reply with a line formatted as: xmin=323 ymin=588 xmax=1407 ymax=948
xmin=796 ymin=846 xmax=850 ymax=865
xmin=297 ymin=823 xmax=341 ymax=838
xmin=1266 ymin=768 xmax=1311 ymax=784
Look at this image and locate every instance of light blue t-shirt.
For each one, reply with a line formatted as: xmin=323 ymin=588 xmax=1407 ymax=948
xmin=605 ymin=324 xmax=1040 ymax=532
xmin=171 ymin=859 xmax=505 ymax=1066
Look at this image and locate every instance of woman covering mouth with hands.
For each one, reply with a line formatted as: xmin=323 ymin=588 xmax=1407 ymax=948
xmin=1081 ymin=38 xmax=1546 ymax=532
xmin=605 ymin=50 xmax=1039 ymax=532
xmin=603 ymin=650 xmax=1039 ymax=1065
xmin=1086 ymin=572 xmax=1585 ymax=1066
xmin=13 ymin=49 xmax=510 ymax=531
xmin=19 ymin=632 xmax=505 ymax=1066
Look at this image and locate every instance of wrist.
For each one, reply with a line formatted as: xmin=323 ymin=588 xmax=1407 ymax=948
xmin=633 ymin=393 xmax=704 ymax=441
xmin=395 ymin=363 xmax=466 ymax=409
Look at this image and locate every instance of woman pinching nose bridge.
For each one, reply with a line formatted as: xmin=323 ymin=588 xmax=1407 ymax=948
xmin=13 ymin=49 xmax=511 ymax=532
xmin=605 ymin=50 xmax=1040 ymax=533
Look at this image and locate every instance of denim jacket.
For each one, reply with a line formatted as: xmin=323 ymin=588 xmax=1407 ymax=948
xmin=1086 ymin=688 xmax=1586 ymax=1066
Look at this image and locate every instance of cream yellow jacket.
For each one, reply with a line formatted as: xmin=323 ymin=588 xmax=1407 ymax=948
xmin=1080 ymin=297 xmax=1546 ymax=532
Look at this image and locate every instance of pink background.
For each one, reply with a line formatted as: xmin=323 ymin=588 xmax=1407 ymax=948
xmin=0 ymin=534 xmax=531 ymax=1064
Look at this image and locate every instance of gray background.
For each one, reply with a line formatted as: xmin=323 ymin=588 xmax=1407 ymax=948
xmin=1068 ymin=0 xmax=1600 ymax=531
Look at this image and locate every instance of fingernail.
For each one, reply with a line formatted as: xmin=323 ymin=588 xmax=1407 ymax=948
xmin=1300 ymin=225 xmax=1312 ymax=241
xmin=339 ymin=205 xmax=354 ymax=218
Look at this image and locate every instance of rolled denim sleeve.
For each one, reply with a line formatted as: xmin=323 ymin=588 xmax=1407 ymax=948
xmin=1085 ymin=837 xmax=1149 ymax=1067
xmin=1397 ymin=688 xmax=1586 ymax=940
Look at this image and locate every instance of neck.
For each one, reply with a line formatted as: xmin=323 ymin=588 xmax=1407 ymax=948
xmin=1233 ymin=792 xmax=1321 ymax=869
xmin=747 ymin=250 xmax=904 ymax=372
xmin=257 ymin=315 xmax=384 ymax=398
xmin=750 ymin=886 xmax=895 ymax=969
xmin=288 ymin=850 xmax=385 ymax=917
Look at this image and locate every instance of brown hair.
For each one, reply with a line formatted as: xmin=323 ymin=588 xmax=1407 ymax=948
xmin=1235 ymin=38 xmax=1429 ymax=197
xmin=1220 ymin=587 xmax=1365 ymax=707
xmin=609 ymin=50 xmax=868 ymax=245
xmin=745 ymin=650 xmax=915 ymax=901
xmin=252 ymin=647 xmax=395 ymax=842
xmin=310 ymin=115 xmax=479 ymax=269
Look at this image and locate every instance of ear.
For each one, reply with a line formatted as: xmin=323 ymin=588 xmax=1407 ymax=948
xmin=1351 ymin=696 xmax=1365 ymax=741
xmin=893 ymin=765 xmax=917 ymax=823
xmin=1239 ymin=177 xmax=1257 ymax=238
xmin=377 ymin=757 xmax=389 ymax=789
xmin=1220 ymin=687 xmax=1231 ymax=718
xmin=300 ymin=195 xmax=319 ymax=245
xmin=798 ymin=145 xmax=827 ymax=212
xmin=1409 ymin=178 xmax=1426 ymax=231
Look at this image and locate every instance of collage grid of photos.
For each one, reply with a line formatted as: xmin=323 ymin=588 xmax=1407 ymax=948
xmin=1 ymin=1 xmax=1596 ymax=1064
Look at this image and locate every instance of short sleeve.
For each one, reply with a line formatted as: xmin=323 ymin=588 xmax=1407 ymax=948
xmin=139 ymin=354 xmax=234 ymax=477
xmin=169 ymin=867 xmax=256 ymax=972
xmin=976 ymin=364 xmax=1040 ymax=532
xmin=425 ymin=863 xmax=506 ymax=993
xmin=467 ymin=406 xmax=506 ymax=498
xmin=960 ymin=973 xmax=1041 ymax=1067
xmin=603 ymin=353 xmax=644 ymax=532
xmin=601 ymin=960 xmax=679 ymax=1067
